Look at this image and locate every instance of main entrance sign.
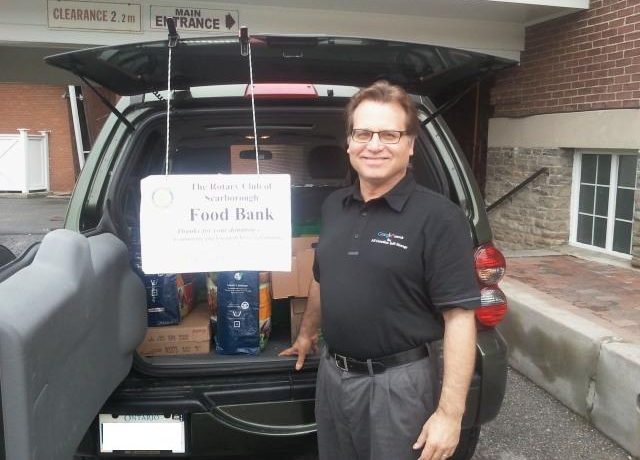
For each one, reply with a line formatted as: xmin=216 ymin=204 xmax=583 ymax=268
xmin=150 ymin=5 xmax=238 ymax=33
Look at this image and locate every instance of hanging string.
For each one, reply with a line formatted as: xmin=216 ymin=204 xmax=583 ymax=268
xmin=247 ymin=39 xmax=260 ymax=175
xmin=164 ymin=45 xmax=173 ymax=175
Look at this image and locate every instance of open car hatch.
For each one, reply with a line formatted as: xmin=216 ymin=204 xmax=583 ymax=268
xmin=45 ymin=35 xmax=513 ymax=97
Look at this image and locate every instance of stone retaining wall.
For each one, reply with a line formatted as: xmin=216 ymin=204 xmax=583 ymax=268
xmin=485 ymin=147 xmax=573 ymax=249
xmin=632 ymin=157 xmax=640 ymax=268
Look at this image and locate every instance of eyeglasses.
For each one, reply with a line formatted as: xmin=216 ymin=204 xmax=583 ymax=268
xmin=351 ymin=129 xmax=406 ymax=145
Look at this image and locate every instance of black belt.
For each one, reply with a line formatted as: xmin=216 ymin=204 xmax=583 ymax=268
xmin=329 ymin=345 xmax=429 ymax=374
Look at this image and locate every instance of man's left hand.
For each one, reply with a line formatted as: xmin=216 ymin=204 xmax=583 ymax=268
xmin=412 ymin=408 xmax=461 ymax=460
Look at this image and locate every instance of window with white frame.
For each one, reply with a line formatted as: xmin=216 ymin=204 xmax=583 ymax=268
xmin=571 ymin=151 xmax=637 ymax=256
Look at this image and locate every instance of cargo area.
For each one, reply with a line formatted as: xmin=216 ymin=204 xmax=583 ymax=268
xmin=114 ymin=106 xmax=350 ymax=366
xmin=108 ymin=103 xmax=454 ymax=368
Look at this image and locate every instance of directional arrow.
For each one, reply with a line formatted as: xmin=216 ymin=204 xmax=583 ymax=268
xmin=225 ymin=13 xmax=236 ymax=30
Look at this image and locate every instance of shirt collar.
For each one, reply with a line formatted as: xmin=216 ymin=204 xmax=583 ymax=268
xmin=343 ymin=171 xmax=416 ymax=212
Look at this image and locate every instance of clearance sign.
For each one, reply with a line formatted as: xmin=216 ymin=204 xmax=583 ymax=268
xmin=47 ymin=0 xmax=142 ymax=32
xmin=150 ymin=5 xmax=239 ymax=33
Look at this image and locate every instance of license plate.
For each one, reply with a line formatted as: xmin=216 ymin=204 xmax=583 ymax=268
xmin=99 ymin=414 xmax=186 ymax=454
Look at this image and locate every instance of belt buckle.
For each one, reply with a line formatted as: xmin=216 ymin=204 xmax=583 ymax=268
xmin=334 ymin=354 xmax=349 ymax=372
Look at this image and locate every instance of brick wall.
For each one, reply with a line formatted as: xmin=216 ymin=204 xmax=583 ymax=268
xmin=81 ymin=83 xmax=118 ymax=146
xmin=492 ymin=0 xmax=640 ymax=117
xmin=439 ymin=81 xmax=492 ymax=193
xmin=485 ymin=148 xmax=573 ymax=249
xmin=0 ymin=83 xmax=77 ymax=193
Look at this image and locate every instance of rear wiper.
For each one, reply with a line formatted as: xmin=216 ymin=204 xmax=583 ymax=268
xmin=78 ymin=75 xmax=135 ymax=132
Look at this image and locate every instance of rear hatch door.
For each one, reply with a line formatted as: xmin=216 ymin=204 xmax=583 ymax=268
xmin=45 ymin=35 xmax=512 ymax=96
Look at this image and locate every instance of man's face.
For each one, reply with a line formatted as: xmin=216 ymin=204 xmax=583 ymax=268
xmin=347 ymin=100 xmax=414 ymax=189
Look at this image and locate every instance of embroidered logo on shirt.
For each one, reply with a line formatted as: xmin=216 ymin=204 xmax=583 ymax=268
xmin=370 ymin=231 xmax=408 ymax=250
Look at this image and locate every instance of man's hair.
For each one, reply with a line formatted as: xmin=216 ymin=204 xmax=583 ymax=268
xmin=345 ymin=80 xmax=420 ymax=138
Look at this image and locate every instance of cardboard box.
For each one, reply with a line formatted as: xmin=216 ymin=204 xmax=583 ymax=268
xmin=295 ymin=249 xmax=315 ymax=297
xmin=292 ymin=236 xmax=319 ymax=254
xmin=272 ymin=236 xmax=318 ymax=299
xmin=137 ymin=341 xmax=210 ymax=356
xmin=290 ymin=297 xmax=307 ymax=344
xmin=138 ymin=303 xmax=211 ymax=356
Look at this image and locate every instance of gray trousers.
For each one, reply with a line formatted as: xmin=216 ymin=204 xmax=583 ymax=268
xmin=315 ymin=348 xmax=438 ymax=460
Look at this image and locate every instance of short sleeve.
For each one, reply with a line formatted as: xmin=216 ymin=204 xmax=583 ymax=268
xmin=423 ymin=204 xmax=480 ymax=312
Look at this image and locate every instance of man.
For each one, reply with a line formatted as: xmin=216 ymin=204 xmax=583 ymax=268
xmin=280 ymin=80 xmax=480 ymax=460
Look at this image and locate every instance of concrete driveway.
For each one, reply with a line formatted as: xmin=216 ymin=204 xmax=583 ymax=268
xmin=0 ymin=194 xmax=69 ymax=255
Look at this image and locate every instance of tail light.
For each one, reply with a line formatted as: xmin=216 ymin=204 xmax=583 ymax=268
xmin=477 ymin=288 xmax=508 ymax=326
xmin=475 ymin=243 xmax=506 ymax=285
xmin=244 ymin=83 xmax=318 ymax=99
xmin=474 ymin=242 xmax=508 ymax=327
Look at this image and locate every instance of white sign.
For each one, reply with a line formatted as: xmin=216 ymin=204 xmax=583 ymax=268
xmin=150 ymin=5 xmax=238 ymax=33
xmin=140 ymin=174 xmax=291 ymax=274
xmin=47 ymin=0 xmax=141 ymax=32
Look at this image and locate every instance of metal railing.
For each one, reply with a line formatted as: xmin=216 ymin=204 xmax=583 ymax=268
xmin=486 ymin=167 xmax=549 ymax=213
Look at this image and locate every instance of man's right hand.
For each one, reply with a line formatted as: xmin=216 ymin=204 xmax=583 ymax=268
xmin=279 ymin=334 xmax=317 ymax=371
xmin=280 ymin=279 xmax=322 ymax=371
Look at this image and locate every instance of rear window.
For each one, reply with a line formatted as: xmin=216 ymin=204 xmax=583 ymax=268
xmin=169 ymin=143 xmax=348 ymax=187
xmin=97 ymin=102 xmax=456 ymax=235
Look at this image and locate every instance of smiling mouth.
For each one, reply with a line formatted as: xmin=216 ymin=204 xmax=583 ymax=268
xmin=361 ymin=156 xmax=390 ymax=162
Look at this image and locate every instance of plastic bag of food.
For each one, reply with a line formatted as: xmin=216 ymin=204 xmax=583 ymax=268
xmin=144 ymin=273 xmax=194 ymax=326
xmin=258 ymin=272 xmax=272 ymax=350
xmin=129 ymin=232 xmax=194 ymax=326
xmin=215 ymin=272 xmax=260 ymax=355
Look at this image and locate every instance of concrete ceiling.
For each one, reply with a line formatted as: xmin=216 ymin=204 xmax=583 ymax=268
xmin=0 ymin=45 xmax=85 ymax=86
xmin=0 ymin=0 xmax=588 ymax=86
xmin=214 ymin=0 xmax=587 ymax=25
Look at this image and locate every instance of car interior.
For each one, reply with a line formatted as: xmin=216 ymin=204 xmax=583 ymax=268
xmin=101 ymin=103 xmax=455 ymax=368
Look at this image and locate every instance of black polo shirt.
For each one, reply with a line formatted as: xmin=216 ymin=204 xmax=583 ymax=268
xmin=312 ymin=172 xmax=480 ymax=359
